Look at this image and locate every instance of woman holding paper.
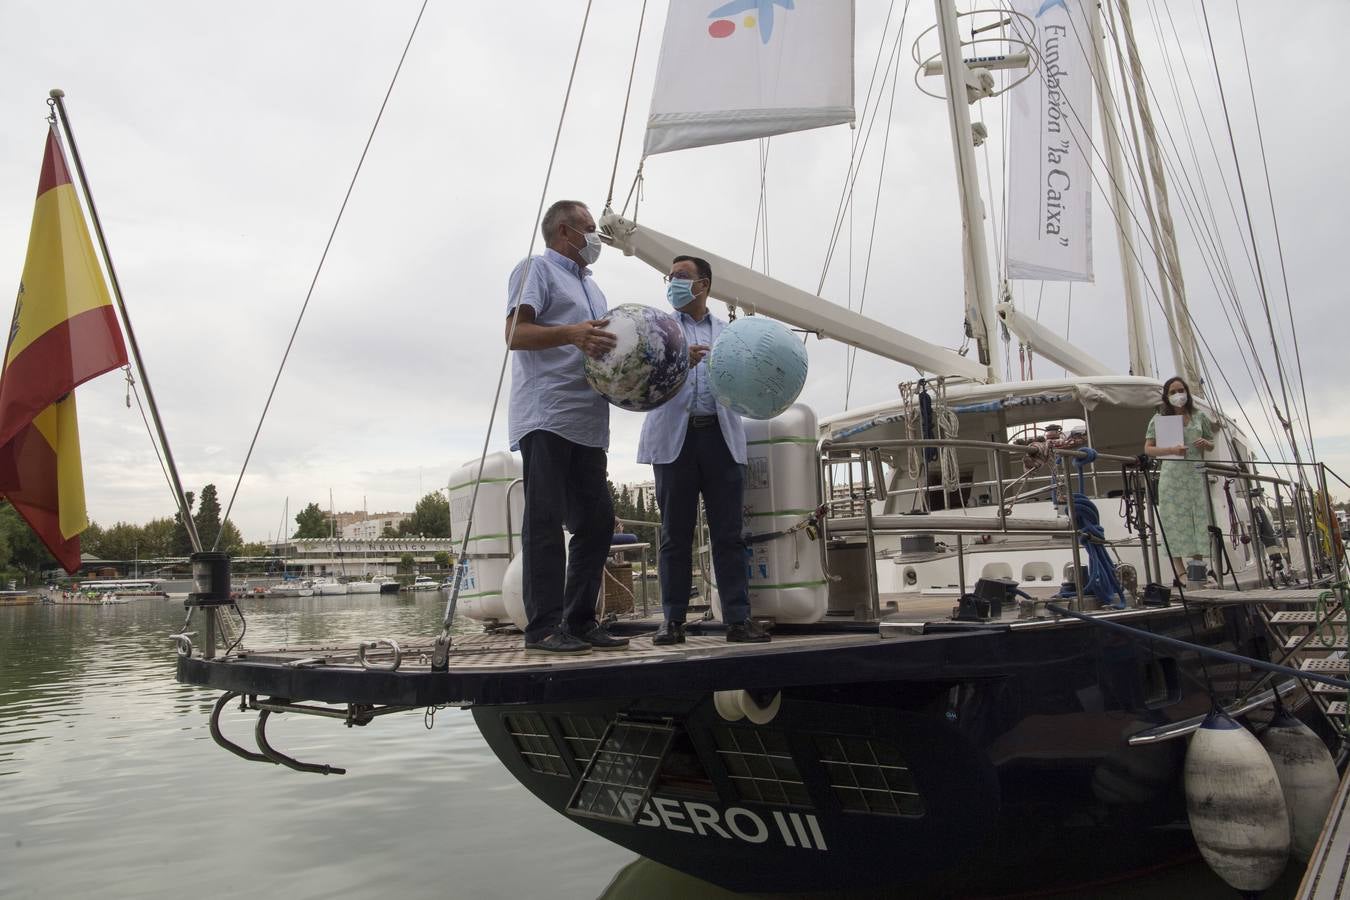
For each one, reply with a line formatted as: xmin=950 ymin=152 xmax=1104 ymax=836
xmin=1143 ymin=377 xmax=1216 ymax=585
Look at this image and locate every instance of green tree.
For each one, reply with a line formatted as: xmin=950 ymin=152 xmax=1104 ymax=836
xmin=140 ymin=518 xmax=177 ymax=558
xmin=0 ymin=502 xmax=57 ymax=581
xmin=433 ymin=551 xmax=451 ymax=569
xmin=216 ymin=519 xmax=244 ymax=554
xmin=172 ymin=491 xmax=196 ymax=556
xmin=397 ymin=552 xmax=416 ymax=575
xmin=381 ymin=521 xmax=397 ymax=538
xmin=408 ymin=492 xmax=450 ymax=537
xmin=240 ymin=541 xmax=269 ymax=557
xmin=193 ymin=484 xmax=223 ymax=550
xmin=94 ymin=522 xmax=142 ymax=561
xmin=293 ymin=502 xmax=328 ymax=539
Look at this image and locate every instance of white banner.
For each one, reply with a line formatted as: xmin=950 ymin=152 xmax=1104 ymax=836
xmin=1006 ymin=0 xmax=1094 ymax=282
xmin=643 ymin=0 xmax=854 ymax=157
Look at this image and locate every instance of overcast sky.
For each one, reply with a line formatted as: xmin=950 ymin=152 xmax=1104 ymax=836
xmin=1 ymin=0 xmax=1343 ymax=542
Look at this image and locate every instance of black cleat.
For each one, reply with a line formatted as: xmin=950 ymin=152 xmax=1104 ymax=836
xmin=652 ymin=621 xmax=686 ymax=645
xmin=726 ymin=619 xmax=771 ymax=643
xmin=524 ymin=631 xmax=592 ymax=656
xmin=577 ymin=624 xmax=630 ymax=651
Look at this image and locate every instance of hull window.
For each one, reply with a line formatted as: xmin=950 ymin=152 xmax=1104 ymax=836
xmin=712 ymin=726 xmax=812 ymax=807
xmin=504 ymin=712 xmax=569 ymax=777
xmin=555 ymin=713 xmax=608 ymax=765
xmin=568 ymin=720 xmax=676 ymax=824
xmin=815 ymin=735 xmax=924 ymax=817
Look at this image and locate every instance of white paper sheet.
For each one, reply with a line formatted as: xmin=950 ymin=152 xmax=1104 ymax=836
xmin=1154 ymin=416 xmax=1184 ymax=457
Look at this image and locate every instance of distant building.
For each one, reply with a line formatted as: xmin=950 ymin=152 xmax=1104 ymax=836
xmin=264 ymin=537 xmax=455 ymax=576
xmin=341 ymin=512 xmax=410 ymax=541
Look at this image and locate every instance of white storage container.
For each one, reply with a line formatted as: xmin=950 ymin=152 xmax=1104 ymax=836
xmin=742 ymin=403 xmax=828 ymax=623
xmin=449 ymin=450 xmax=523 ymax=622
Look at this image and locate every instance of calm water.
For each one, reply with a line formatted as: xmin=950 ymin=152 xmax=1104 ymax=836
xmin=0 ymin=595 xmax=1306 ymax=899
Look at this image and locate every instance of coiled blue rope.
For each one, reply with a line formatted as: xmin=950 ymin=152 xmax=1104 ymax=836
xmin=1055 ymin=448 xmax=1127 ymax=609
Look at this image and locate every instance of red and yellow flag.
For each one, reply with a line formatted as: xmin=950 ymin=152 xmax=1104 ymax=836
xmin=0 ymin=126 xmax=128 ymax=573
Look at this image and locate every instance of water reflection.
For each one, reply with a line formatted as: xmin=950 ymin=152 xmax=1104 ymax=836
xmin=0 ymin=596 xmax=1305 ymax=899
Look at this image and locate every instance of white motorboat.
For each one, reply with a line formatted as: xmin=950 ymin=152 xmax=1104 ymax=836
xmin=403 ymin=575 xmax=440 ymax=592
xmin=309 ymin=578 xmax=348 ymax=596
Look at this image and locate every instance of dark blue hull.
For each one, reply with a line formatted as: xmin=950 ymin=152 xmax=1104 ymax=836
xmin=471 ymin=604 xmax=1290 ymax=895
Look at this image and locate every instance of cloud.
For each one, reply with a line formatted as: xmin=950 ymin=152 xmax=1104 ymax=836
xmin=1 ymin=0 xmax=1344 ymax=541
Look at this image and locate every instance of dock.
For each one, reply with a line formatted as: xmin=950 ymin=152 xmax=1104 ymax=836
xmin=1297 ymin=764 xmax=1350 ymax=900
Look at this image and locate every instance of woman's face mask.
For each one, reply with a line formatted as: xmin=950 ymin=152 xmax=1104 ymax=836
xmin=1168 ymin=390 xmax=1188 ymax=408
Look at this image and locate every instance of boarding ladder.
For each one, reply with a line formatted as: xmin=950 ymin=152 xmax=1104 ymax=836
xmin=1262 ymin=582 xmax=1350 ymax=742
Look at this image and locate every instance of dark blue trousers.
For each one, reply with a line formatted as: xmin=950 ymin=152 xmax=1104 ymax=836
xmin=518 ymin=429 xmax=614 ymax=643
xmin=654 ymin=420 xmax=751 ymax=625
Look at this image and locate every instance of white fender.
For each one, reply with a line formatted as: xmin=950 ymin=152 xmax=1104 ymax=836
xmin=499 ymin=541 xmax=571 ymax=633
xmin=738 ymin=691 xmax=782 ymax=725
xmin=713 ymin=690 xmax=745 ymax=722
xmin=1184 ymin=710 xmax=1290 ymax=893
xmin=500 ymin=554 xmax=528 ymax=631
xmin=1259 ymin=706 xmax=1339 ymax=862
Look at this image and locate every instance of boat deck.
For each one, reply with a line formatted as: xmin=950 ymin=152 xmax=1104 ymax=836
xmin=1297 ymin=764 xmax=1350 ymax=900
xmin=177 ymin=584 xmax=1328 ymax=707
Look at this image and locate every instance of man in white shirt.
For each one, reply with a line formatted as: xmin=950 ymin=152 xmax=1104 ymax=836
xmin=637 ymin=256 xmax=770 ymax=644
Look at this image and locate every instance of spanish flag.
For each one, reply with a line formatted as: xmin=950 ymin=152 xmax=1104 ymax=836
xmin=0 ymin=126 xmax=128 ymax=573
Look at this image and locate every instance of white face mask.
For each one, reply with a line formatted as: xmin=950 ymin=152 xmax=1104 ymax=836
xmin=567 ymin=224 xmax=602 ymax=265
xmin=1168 ymin=391 xmax=1188 ymax=408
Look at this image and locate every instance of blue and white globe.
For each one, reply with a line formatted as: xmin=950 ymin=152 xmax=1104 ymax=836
xmin=708 ymin=316 xmax=809 ymax=420
xmin=583 ymin=303 xmax=689 ymax=411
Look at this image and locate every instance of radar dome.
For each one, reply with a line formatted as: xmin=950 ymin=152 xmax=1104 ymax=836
xmin=583 ymin=303 xmax=689 ymax=411
xmin=708 ymin=316 xmax=808 ymax=420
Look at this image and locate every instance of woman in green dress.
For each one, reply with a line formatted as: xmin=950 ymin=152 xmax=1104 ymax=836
xmin=1143 ymin=377 xmax=1217 ymax=585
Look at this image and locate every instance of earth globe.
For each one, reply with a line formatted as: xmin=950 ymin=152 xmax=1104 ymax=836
xmin=707 ymin=316 xmax=808 ymax=420
xmin=583 ymin=303 xmax=689 ymax=411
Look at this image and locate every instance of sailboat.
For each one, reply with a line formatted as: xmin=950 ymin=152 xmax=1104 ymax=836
xmin=39 ymin=0 xmax=1334 ymax=894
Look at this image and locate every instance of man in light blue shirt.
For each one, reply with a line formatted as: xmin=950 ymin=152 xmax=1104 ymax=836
xmin=637 ymin=256 xmax=770 ymax=644
xmin=506 ymin=200 xmax=629 ymax=656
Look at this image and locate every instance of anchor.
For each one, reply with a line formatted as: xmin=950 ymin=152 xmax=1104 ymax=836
xmin=208 ymin=690 xmax=413 ymax=775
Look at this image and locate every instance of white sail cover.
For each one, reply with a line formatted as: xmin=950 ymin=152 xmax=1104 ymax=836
xmin=1006 ymin=0 xmax=1094 ymax=282
xmin=643 ymin=0 xmax=855 ymax=157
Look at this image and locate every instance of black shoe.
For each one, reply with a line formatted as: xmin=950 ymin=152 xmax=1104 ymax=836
xmin=577 ymin=624 xmax=630 ymax=651
xmin=524 ymin=631 xmax=592 ymax=656
xmin=652 ymin=621 xmax=686 ymax=645
xmin=726 ymin=619 xmax=771 ymax=643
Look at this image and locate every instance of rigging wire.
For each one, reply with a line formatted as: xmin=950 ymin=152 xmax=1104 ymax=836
xmin=604 ymin=0 xmax=650 ymax=210
xmin=844 ymin=0 xmax=912 ymax=408
xmin=748 ymin=138 xmax=773 ymax=273
xmin=1001 ymin=1 xmax=1284 ymax=473
xmin=215 ymin=0 xmax=431 ymax=548
xmin=1198 ymin=0 xmax=1308 ymax=472
xmin=1232 ymin=1 xmax=1317 ymax=462
xmin=124 ymin=367 xmax=176 ymax=513
xmin=438 ymin=0 xmax=596 ymax=643
xmin=817 ymin=1 xmax=905 ymax=296
xmin=1022 ymin=0 xmax=1290 ymax=475
xmin=1110 ymin=0 xmax=1292 ymax=468
xmin=1135 ymin=0 xmax=1309 ymax=467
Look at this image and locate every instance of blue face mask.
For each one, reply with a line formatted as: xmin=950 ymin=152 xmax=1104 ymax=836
xmin=667 ymin=278 xmax=695 ymax=309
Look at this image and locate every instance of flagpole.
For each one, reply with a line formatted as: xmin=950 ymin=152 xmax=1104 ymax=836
xmin=47 ymin=89 xmax=203 ymax=554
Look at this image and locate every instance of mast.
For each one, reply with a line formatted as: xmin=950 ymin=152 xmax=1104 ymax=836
xmin=934 ymin=0 xmax=998 ymax=382
xmin=1114 ymin=0 xmax=1201 ymax=392
xmin=1087 ymin=0 xmax=1150 ymax=378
